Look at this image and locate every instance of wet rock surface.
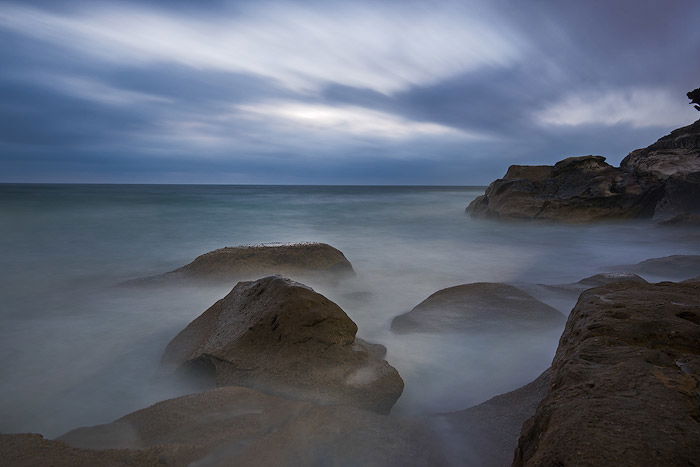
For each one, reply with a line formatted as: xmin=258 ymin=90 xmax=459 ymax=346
xmin=162 ymin=276 xmax=403 ymax=413
xmin=58 ymin=386 xmax=443 ymax=467
xmin=513 ymin=281 xmax=700 ymax=466
xmin=126 ymin=242 xmax=355 ymax=285
xmin=391 ymin=282 xmax=565 ymax=334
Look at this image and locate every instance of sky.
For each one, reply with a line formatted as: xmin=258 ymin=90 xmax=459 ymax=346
xmin=1 ymin=0 xmax=699 ymax=184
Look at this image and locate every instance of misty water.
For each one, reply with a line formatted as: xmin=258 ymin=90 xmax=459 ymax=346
xmin=1 ymin=184 xmax=698 ymax=438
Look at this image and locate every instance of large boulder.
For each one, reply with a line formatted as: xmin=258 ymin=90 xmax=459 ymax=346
xmin=127 ymin=242 xmax=355 ymax=285
xmin=513 ymin=281 xmax=700 ymax=466
xmin=58 ymin=386 xmax=443 ymax=467
xmin=610 ymin=254 xmax=700 ymax=280
xmin=652 ymin=171 xmax=700 ymax=220
xmin=391 ymin=283 xmax=565 ymax=334
xmin=162 ymin=276 xmax=403 ymax=414
xmin=433 ymin=370 xmax=550 ymax=467
xmin=621 ymin=119 xmax=700 ymax=179
xmin=466 ymin=156 xmax=662 ymax=223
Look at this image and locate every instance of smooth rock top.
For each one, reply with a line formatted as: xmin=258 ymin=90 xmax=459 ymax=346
xmin=128 ymin=242 xmax=355 ymax=285
xmin=513 ymin=281 xmax=700 ymax=466
xmin=58 ymin=386 xmax=443 ymax=467
xmin=621 ymin=119 xmax=700 ymax=179
xmin=610 ymin=254 xmax=700 ymax=280
xmin=391 ymin=283 xmax=565 ymax=334
xmin=162 ymin=276 xmax=403 ymax=414
xmin=466 ymin=155 xmax=662 ymax=223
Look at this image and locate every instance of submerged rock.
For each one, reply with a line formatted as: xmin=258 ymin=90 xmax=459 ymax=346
xmin=391 ymin=283 xmax=565 ymax=334
xmin=610 ymin=254 xmax=700 ymax=280
xmin=59 ymin=386 xmax=443 ymax=467
xmin=513 ymin=281 xmax=700 ymax=466
xmin=162 ymin=276 xmax=403 ymax=413
xmin=126 ymin=242 xmax=355 ymax=285
xmin=433 ymin=370 xmax=550 ymax=467
xmin=466 ymin=155 xmax=661 ymax=223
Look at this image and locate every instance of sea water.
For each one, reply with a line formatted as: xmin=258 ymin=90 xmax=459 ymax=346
xmin=1 ymin=184 xmax=698 ymax=437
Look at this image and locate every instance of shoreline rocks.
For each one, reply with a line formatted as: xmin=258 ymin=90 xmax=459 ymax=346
xmin=391 ymin=282 xmax=565 ymax=334
xmin=125 ymin=242 xmax=355 ymax=286
xmin=610 ymin=254 xmax=700 ymax=280
xmin=467 ymin=119 xmax=700 ymax=222
xmin=513 ymin=280 xmax=700 ymax=466
xmin=162 ymin=276 xmax=404 ymax=414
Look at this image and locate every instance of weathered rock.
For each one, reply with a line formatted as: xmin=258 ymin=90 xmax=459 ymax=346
xmin=59 ymin=386 xmax=443 ymax=467
xmin=621 ymin=119 xmax=700 ymax=179
xmin=652 ymin=171 xmax=700 ymax=220
xmin=513 ymin=281 xmax=700 ymax=466
xmin=467 ymin=156 xmax=662 ymax=223
xmin=658 ymin=212 xmax=700 ymax=226
xmin=391 ymin=283 xmax=565 ymax=334
xmin=127 ymin=242 xmax=355 ymax=285
xmin=610 ymin=254 xmax=700 ymax=280
xmin=433 ymin=370 xmax=550 ymax=467
xmin=0 ymin=433 xmax=186 ymax=467
xmin=162 ymin=276 xmax=403 ymax=413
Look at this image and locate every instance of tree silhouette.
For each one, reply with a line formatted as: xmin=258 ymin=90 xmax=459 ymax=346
xmin=689 ymin=87 xmax=700 ymax=111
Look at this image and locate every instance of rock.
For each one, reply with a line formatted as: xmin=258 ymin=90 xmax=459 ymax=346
xmin=652 ymin=171 xmax=700 ymax=220
xmin=59 ymin=386 xmax=443 ymax=467
xmin=0 ymin=433 xmax=184 ymax=467
xmin=466 ymin=156 xmax=662 ymax=223
xmin=621 ymin=119 xmax=700 ymax=179
xmin=610 ymin=254 xmax=700 ymax=280
xmin=162 ymin=276 xmax=403 ymax=413
xmin=575 ymin=272 xmax=648 ymax=287
xmin=657 ymin=212 xmax=700 ymax=226
xmin=433 ymin=370 xmax=550 ymax=467
xmin=126 ymin=242 xmax=355 ymax=285
xmin=513 ymin=281 xmax=700 ymax=466
xmin=390 ymin=283 xmax=565 ymax=334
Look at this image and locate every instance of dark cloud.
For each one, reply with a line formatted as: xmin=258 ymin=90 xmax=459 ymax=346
xmin=0 ymin=0 xmax=698 ymax=184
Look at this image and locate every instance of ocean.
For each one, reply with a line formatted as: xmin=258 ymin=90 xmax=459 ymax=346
xmin=1 ymin=184 xmax=698 ymax=437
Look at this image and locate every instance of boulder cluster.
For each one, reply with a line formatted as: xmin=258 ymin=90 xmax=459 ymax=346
xmin=467 ymin=119 xmax=700 ymax=223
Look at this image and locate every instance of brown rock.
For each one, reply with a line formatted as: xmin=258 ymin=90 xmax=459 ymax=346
xmin=467 ymin=156 xmax=662 ymax=223
xmin=513 ymin=281 xmax=700 ymax=466
xmin=0 ymin=433 xmax=189 ymax=467
xmin=126 ymin=242 xmax=355 ymax=285
xmin=162 ymin=276 xmax=403 ymax=413
xmin=611 ymin=254 xmax=700 ymax=280
xmin=59 ymin=386 xmax=443 ymax=467
xmin=434 ymin=370 xmax=550 ymax=467
xmin=621 ymin=119 xmax=700 ymax=179
xmin=391 ymin=283 xmax=565 ymax=334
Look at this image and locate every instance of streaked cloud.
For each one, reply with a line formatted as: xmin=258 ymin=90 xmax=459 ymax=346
xmin=534 ymin=88 xmax=698 ymax=129
xmin=0 ymin=2 xmax=519 ymax=94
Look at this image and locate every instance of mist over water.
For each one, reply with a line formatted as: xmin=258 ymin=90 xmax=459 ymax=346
xmin=1 ymin=184 xmax=698 ymax=437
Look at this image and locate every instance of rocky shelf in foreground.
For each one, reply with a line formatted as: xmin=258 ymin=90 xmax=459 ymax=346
xmin=124 ymin=242 xmax=355 ymax=286
xmin=467 ymin=119 xmax=700 ymax=223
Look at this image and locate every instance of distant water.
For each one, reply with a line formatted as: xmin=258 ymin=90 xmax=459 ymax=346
xmin=1 ymin=184 xmax=698 ymax=437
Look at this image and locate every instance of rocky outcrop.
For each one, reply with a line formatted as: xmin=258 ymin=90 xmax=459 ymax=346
xmin=0 ymin=433 xmax=182 ymax=467
xmin=467 ymin=156 xmax=661 ymax=223
xmin=513 ymin=281 xmax=700 ymax=466
xmin=162 ymin=276 xmax=403 ymax=413
xmin=468 ymin=119 xmax=700 ymax=222
xmin=126 ymin=242 xmax=355 ymax=285
xmin=391 ymin=283 xmax=565 ymax=334
xmin=610 ymin=254 xmax=700 ymax=280
xmin=621 ymin=119 xmax=700 ymax=179
xmin=57 ymin=386 xmax=443 ymax=467
xmin=434 ymin=370 xmax=550 ymax=467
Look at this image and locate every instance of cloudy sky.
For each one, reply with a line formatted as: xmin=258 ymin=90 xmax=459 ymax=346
xmin=1 ymin=0 xmax=698 ymax=184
